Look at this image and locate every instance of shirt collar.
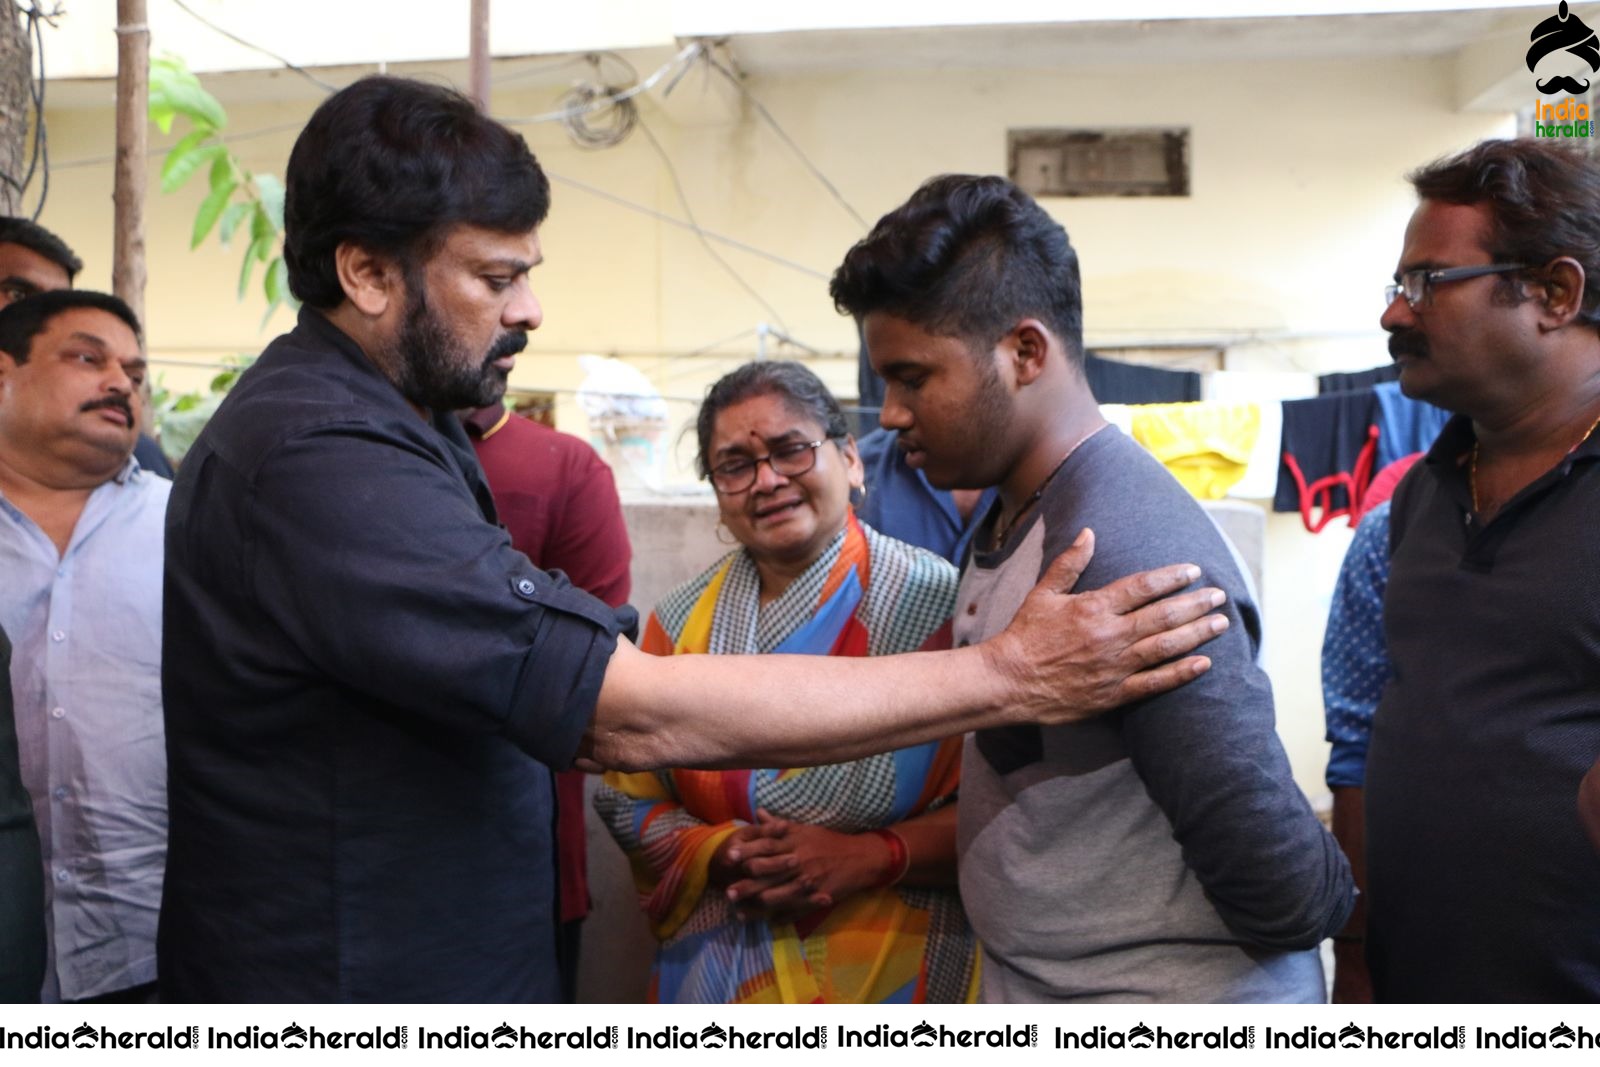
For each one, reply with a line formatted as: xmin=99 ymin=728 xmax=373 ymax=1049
xmin=461 ymin=402 xmax=510 ymax=440
xmin=111 ymin=454 xmax=139 ymax=486
xmin=295 ymin=306 xmax=401 ymax=395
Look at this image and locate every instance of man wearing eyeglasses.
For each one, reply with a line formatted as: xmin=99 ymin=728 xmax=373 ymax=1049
xmin=1364 ymin=138 xmax=1600 ymax=1002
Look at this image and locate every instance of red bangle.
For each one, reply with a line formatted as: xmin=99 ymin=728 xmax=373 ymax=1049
xmin=868 ymin=828 xmax=910 ymax=888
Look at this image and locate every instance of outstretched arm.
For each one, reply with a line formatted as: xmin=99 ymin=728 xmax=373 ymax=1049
xmin=582 ymin=529 xmax=1227 ymax=772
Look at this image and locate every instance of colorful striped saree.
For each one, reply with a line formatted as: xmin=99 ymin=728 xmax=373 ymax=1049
xmin=595 ymin=513 xmax=977 ymax=1003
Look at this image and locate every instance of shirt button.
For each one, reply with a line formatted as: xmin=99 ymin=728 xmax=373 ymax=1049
xmin=966 ymin=603 xmax=977 ymax=616
xmin=517 ymin=578 xmax=536 ymax=596
xmin=50 ymin=707 xmax=65 ymax=720
xmin=52 ymin=787 xmax=67 ymax=801
xmin=55 ymin=870 xmax=68 ymax=883
xmin=51 ymin=630 xmax=65 ymax=642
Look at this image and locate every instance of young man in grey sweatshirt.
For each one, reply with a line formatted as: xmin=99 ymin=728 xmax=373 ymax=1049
xmin=831 ymin=175 xmax=1355 ymax=1003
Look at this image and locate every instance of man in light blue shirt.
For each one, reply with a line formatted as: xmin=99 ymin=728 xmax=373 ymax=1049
xmin=0 ymin=290 xmax=167 ymax=1002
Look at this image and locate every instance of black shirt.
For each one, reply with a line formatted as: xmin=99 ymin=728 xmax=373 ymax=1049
xmin=159 ymin=309 xmax=631 ymax=1002
xmin=0 ymin=626 xmax=45 ymax=1003
xmin=1367 ymin=413 xmax=1600 ymax=1001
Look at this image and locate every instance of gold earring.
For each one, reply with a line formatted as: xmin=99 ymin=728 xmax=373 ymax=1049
xmin=715 ymin=521 xmax=737 ymax=546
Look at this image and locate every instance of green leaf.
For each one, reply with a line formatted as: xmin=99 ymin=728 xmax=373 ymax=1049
xmin=249 ymin=203 xmax=276 ymax=245
xmin=159 ymin=129 xmax=211 ymax=190
xmin=209 ymin=153 xmax=236 ymax=192
xmin=161 ymin=142 xmax=226 ymax=195
xmin=150 ymin=103 xmax=177 ymax=136
xmin=263 ymin=255 xmax=284 ymax=307
xmin=149 ymin=74 xmax=227 ymax=132
xmin=238 ymin=237 xmax=267 ymax=297
xmin=218 ymin=201 xmax=252 ymax=244
xmin=150 ymin=55 xmax=199 ymax=91
xmin=191 ymin=180 xmax=237 ymax=248
xmin=254 ymin=175 xmax=286 ymax=230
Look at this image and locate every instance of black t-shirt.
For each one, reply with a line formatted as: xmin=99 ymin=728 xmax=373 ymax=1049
xmin=1368 ymin=414 xmax=1600 ymax=1002
xmin=0 ymin=626 xmax=45 ymax=1003
xmin=159 ymin=309 xmax=631 ymax=1002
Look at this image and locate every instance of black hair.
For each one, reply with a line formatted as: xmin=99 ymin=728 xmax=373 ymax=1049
xmin=830 ymin=174 xmax=1083 ymax=359
xmin=0 ymin=216 xmax=83 ymax=281
xmin=283 ymin=76 xmax=551 ymax=309
xmin=1408 ymin=139 xmax=1600 ymax=325
xmin=694 ymin=360 xmax=849 ymax=478
xmin=0 ymin=289 xmax=141 ymax=364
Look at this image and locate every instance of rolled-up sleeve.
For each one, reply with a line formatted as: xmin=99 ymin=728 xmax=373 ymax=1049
xmin=245 ymin=425 xmax=635 ymax=768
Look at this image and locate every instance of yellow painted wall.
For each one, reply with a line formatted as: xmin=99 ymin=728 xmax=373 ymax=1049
xmin=37 ymin=47 xmax=1511 ymax=797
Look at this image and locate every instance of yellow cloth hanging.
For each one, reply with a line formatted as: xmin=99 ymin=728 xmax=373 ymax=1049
xmin=1131 ymin=402 xmax=1260 ymax=500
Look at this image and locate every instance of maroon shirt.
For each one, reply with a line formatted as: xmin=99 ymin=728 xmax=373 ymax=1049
xmin=464 ymin=403 xmax=632 ymax=923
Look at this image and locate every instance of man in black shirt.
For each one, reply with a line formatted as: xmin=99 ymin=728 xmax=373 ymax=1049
xmin=1366 ymin=139 xmax=1600 ymax=1001
xmin=159 ymin=77 xmax=1229 ymax=1002
xmin=0 ymin=627 xmax=44 ymax=1002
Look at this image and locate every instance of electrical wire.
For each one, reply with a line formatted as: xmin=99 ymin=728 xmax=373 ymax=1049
xmin=560 ymin=81 xmax=637 ymax=149
xmin=51 ymin=120 xmax=306 ymax=172
xmin=5 ymin=2 xmax=57 ymax=217
xmin=636 ymin=115 xmax=788 ymax=331
xmin=698 ymin=45 xmax=868 ymax=233
xmin=27 ymin=2 xmax=48 ymax=219
xmin=498 ymin=42 xmax=701 ymax=127
xmin=167 ymin=0 xmax=340 ymax=93
xmin=544 ymin=170 xmax=830 ymax=281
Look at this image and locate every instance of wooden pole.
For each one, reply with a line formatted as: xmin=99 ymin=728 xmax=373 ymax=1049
xmin=468 ymin=0 xmax=489 ymax=113
xmin=112 ymin=0 xmax=148 ymax=324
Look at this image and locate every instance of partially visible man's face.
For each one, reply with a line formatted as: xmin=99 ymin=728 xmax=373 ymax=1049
xmin=865 ymin=311 xmax=1017 ymax=490
xmin=0 ymin=307 xmax=144 ymax=483
xmin=386 ymin=224 xmax=542 ymax=412
xmin=0 ymin=242 xmax=71 ymax=306
xmin=1379 ymin=199 xmax=1536 ymax=415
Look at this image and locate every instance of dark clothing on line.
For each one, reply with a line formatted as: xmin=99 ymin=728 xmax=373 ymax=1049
xmin=0 ymin=627 xmax=45 ymax=1003
xmin=1367 ymin=414 xmax=1600 ymax=1001
xmin=1372 ymin=381 xmax=1451 ymax=471
xmin=159 ymin=309 xmax=632 ymax=1003
xmin=1082 ymin=353 xmax=1202 ymax=405
xmin=1274 ymin=390 xmax=1379 ymax=526
xmin=1317 ymin=364 xmax=1401 ymax=395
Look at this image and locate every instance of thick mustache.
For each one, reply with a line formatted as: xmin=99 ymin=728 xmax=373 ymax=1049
xmin=1538 ymin=75 xmax=1593 ymax=94
xmin=1388 ymin=331 xmax=1429 ymax=361
xmin=81 ymin=395 xmax=133 ymax=420
xmin=484 ymin=332 xmax=528 ymax=364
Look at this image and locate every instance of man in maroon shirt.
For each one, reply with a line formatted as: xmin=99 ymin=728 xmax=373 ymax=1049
xmin=463 ymin=401 xmax=631 ymax=1001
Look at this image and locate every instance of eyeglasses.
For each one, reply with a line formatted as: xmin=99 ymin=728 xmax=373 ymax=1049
xmin=1385 ymin=263 xmax=1527 ymax=310
xmin=708 ymin=438 xmax=837 ymax=494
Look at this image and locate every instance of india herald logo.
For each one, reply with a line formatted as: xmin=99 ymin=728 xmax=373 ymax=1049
xmin=1528 ymin=2 xmax=1600 ymax=95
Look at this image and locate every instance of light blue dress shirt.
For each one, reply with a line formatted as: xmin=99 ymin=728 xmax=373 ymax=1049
xmin=0 ymin=459 xmax=168 ymax=1001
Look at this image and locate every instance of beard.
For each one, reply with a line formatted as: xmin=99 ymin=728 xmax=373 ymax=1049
xmin=388 ymin=285 xmax=527 ymax=412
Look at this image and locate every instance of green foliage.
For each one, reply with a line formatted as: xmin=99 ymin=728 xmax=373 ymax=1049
xmin=148 ymin=355 xmax=257 ymax=465
xmin=150 ymin=55 xmax=296 ymax=323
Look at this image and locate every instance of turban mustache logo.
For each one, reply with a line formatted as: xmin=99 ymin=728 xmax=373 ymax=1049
xmin=1528 ymin=1 xmax=1600 ymax=95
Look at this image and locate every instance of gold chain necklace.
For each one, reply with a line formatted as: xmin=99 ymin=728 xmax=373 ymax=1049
xmin=1470 ymin=408 xmax=1600 ymax=514
xmin=992 ymin=424 xmax=1107 ymax=547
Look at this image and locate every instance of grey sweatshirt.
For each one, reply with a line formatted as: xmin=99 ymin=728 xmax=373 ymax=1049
xmin=955 ymin=427 xmax=1354 ymax=1003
